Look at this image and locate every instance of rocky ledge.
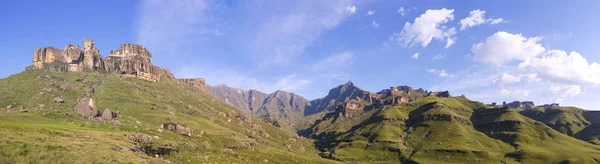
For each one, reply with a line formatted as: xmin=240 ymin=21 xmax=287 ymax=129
xmin=27 ymin=39 xmax=174 ymax=82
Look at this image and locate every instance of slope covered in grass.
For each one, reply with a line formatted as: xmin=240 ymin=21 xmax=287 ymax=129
xmin=0 ymin=71 xmax=337 ymax=163
xmin=307 ymin=95 xmax=600 ymax=163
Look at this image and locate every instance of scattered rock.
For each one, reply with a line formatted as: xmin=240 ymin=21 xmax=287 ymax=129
xmin=162 ymin=122 xmax=192 ymax=136
xmin=263 ymin=159 xmax=269 ymax=163
xmin=38 ymin=104 xmax=45 ymax=109
xmin=101 ymin=108 xmax=117 ymax=120
xmin=110 ymin=120 xmax=122 ymax=126
xmin=39 ymin=92 xmax=45 ymax=95
xmin=223 ymin=149 xmax=234 ymax=153
xmin=19 ymin=107 xmax=28 ymax=113
xmin=128 ymin=134 xmax=154 ymax=142
xmin=74 ymin=98 xmax=98 ymax=119
xmin=54 ymin=97 xmax=65 ymax=103
xmin=6 ymin=105 xmax=12 ymax=109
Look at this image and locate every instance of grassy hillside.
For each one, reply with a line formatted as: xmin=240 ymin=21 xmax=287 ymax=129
xmin=307 ymin=96 xmax=600 ymax=163
xmin=0 ymin=71 xmax=338 ymax=163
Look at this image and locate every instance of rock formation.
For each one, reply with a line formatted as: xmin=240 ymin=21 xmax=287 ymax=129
xmin=28 ymin=39 xmax=174 ymax=82
xmin=179 ymin=78 xmax=207 ymax=90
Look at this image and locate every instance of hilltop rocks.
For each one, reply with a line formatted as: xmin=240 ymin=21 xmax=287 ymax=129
xmin=162 ymin=122 xmax=192 ymax=136
xmin=28 ymin=39 xmax=174 ymax=82
xmin=503 ymin=101 xmax=535 ymax=109
xmin=179 ymin=78 xmax=206 ymax=90
xmin=428 ymin=91 xmax=450 ymax=97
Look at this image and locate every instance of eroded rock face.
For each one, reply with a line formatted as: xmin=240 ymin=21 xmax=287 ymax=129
xmin=28 ymin=39 xmax=174 ymax=82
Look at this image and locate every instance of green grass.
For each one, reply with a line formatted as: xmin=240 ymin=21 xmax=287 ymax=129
xmin=0 ymin=71 xmax=338 ymax=163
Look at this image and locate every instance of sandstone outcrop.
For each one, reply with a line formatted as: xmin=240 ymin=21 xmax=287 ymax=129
xmin=28 ymin=39 xmax=174 ymax=82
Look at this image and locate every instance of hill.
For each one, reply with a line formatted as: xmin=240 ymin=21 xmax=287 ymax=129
xmin=0 ymin=39 xmax=337 ymax=163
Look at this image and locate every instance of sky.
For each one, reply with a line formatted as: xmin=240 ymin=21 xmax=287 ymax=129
xmin=1 ymin=0 xmax=600 ymax=109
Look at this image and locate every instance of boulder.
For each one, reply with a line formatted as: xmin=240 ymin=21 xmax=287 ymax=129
xmin=101 ymin=109 xmax=117 ymax=120
xmin=74 ymin=98 xmax=99 ymax=119
xmin=54 ymin=97 xmax=65 ymax=103
xmin=6 ymin=105 xmax=12 ymax=109
xmin=162 ymin=122 xmax=192 ymax=136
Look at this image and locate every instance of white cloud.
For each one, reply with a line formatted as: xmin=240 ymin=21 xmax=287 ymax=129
xmin=398 ymin=6 xmax=415 ymax=17
xmin=459 ymin=9 xmax=506 ymax=30
xmin=386 ymin=8 xmax=456 ymax=48
xmin=427 ymin=69 xmax=454 ymax=77
xmin=493 ymin=73 xmax=521 ymax=84
xmin=242 ymin=1 xmax=357 ymax=68
xmin=546 ymin=83 xmax=583 ymax=98
xmin=519 ymin=50 xmax=600 ymax=85
xmin=371 ymin=21 xmax=380 ymax=28
xmin=346 ymin=5 xmax=357 ymax=13
xmin=492 ymin=73 xmax=542 ymax=84
xmin=411 ymin=53 xmax=420 ymax=59
xmin=432 ymin=54 xmax=445 ymax=61
xmin=471 ymin=31 xmax=546 ymax=65
xmin=499 ymin=87 xmax=530 ymax=96
xmin=490 ymin=18 xmax=505 ymax=24
xmin=367 ymin=10 xmax=376 ymax=15
xmin=312 ymin=51 xmax=355 ymax=71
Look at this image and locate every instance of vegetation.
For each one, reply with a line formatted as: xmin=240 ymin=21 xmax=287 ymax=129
xmin=0 ymin=71 xmax=337 ymax=163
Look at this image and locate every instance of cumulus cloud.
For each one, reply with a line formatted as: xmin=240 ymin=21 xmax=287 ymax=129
xmin=546 ymin=83 xmax=583 ymax=98
xmin=367 ymin=10 xmax=376 ymax=15
xmin=411 ymin=53 xmax=420 ymax=59
xmin=519 ymin=50 xmax=600 ymax=85
xmin=471 ymin=31 xmax=546 ymax=65
xmin=427 ymin=69 xmax=454 ymax=77
xmin=459 ymin=9 xmax=506 ymax=30
xmin=386 ymin=8 xmax=457 ymax=48
xmin=346 ymin=5 xmax=357 ymax=13
xmin=371 ymin=21 xmax=380 ymax=28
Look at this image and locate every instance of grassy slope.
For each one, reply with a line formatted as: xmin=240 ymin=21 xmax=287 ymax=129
xmin=473 ymin=107 xmax=600 ymax=163
xmin=520 ymin=107 xmax=590 ymax=136
xmin=0 ymin=71 xmax=338 ymax=164
xmin=310 ymin=96 xmax=600 ymax=163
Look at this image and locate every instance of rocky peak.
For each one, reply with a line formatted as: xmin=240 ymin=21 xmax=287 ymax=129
xmin=108 ymin=43 xmax=152 ymax=62
xmin=27 ymin=39 xmax=174 ymax=82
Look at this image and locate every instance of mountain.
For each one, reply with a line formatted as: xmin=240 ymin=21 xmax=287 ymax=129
xmin=304 ymin=92 xmax=600 ymax=163
xmin=0 ymin=39 xmax=337 ymax=163
xmin=207 ymin=85 xmax=312 ymax=128
xmin=4 ymin=38 xmax=600 ymax=163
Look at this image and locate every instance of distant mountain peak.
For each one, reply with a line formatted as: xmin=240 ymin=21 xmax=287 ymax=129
xmin=344 ymin=80 xmax=354 ymax=87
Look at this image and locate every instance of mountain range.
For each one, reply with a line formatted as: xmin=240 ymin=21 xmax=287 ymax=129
xmin=2 ymin=39 xmax=600 ymax=163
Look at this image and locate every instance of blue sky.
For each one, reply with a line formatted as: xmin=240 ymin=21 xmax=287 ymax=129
xmin=1 ymin=0 xmax=600 ymax=109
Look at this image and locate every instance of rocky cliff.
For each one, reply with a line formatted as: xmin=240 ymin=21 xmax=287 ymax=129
xmin=28 ymin=39 xmax=174 ymax=82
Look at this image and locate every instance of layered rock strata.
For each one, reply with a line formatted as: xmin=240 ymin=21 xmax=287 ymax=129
xmin=29 ymin=39 xmax=174 ymax=82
